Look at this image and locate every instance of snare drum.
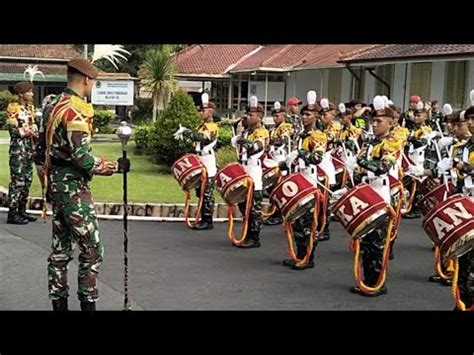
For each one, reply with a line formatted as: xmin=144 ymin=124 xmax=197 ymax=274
xmin=171 ymin=154 xmax=204 ymax=191
xmin=215 ymin=162 xmax=251 ymax=204
xmin=422 ymin=193 xmax=474 ymax=259
xmin=270 ymin=173 xmax=318 ymax=221
xmin=332 ymin=183 xmax=390 ymax=239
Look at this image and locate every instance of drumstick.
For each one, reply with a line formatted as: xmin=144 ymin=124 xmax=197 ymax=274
xmin=434 ymin=142 xmax=451 ymax=192
xmin=340 ymin=142 xmax=355 ymax=187
xmin=231 ymin=126 xmax=242 ymax=160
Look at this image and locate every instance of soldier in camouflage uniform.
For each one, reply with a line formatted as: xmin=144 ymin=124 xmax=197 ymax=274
xmin=280 ymin=94 xmax=327 ymax=270
xmin=286 ymin=96 xmax=303 ymax=137
xmin=44 ymin=59 xmax=117 ymax=311
xmin=231 ymin=96 xmax=269 ymax=248
xmin=6 ymin=82 xmax=39 ymax=224
xmin=177 ymin=93 xmax=219 ymax=230
xmin=263 ymin=101 xmax=293 ymax=226
xmin=317 ymin=98 xmax=341 ymax=241
xmin=349 ymin=103 xmax=403 ymax=296
xmin=403 ymin=102 xmax=433 ymax=219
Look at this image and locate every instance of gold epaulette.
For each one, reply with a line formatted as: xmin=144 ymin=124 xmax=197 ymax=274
xmin=250 ymin=127 xmax=269 ymax=140
xmin=203 ymin=122 xmax=219 ymax=133
xmin=469 ymin=151 xmax=474 ymax=165
xmin=70 ymin=95 xmax=94 ymax=117
xmin=7 ymin=102 xmax=21 ymax=113
xmin=310 ymin=130 xmax=327 ymax=141
xmin=383 ymin=137 xmax=403 ymax=153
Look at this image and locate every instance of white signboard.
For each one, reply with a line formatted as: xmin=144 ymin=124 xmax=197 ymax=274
xmin=248 ymin=81 xmax=285 ymax=102
xmin=92 ymin=80 xmax=134 ymax=106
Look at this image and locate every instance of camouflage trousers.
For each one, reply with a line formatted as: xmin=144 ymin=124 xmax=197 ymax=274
xmin=458 ymin=250 xmax=474 ymax=308
xmin=292 ymin=208 xmax=318 ymax=261
xmin=196 ymin=178 xmax=215 ymax=221
xmin=360 ymin=225 xmax=388 ymax=287
xmin=7 ymin=152 xmax=33 ymax=213
xmin=238 ymin=190 xmax=263 ymax=242
xmin=47 ymin=175 xmax=104 ymax=303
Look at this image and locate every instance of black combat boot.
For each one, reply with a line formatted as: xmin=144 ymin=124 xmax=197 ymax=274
xmin=282 ymin=242 xmax=306 ymax=267
xmin=237 ymin=231 xmax=261 ymax=249
xmin=52 ymin=298 xmax=68 ymax=311
xmin=292 ymin=245 xmax=315 ymax=270
xmin=80 ymin=301 xmax=96 ymax=311
xmin=389 ymin=240 xmax=395 ymax=260
xmin=403 ymin=204 xmax=421 ymax=219
xmin=263 ymin=211 xmax=283 ymax=226
xmin=428 ymin=274 xmax=442 ymax=283
xmin=192 ymin=216 xmax=214 ymax=230
xmin=6 ymin=211 xmax=29 ymax=225
xmin=19 ymin=201 xmax=37 ymax=222
xmin=318 ymin=225 xmax=330 ymax=241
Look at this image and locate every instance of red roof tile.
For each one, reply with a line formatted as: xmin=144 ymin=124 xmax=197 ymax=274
xmin=231 ymin=45 xmax=319 ymax=71
xmin=294 ymin=45 xmax=377 ymax=69
xmin=175 ymin=44 xmax=261 ymax=76
xmin=340 ymin=44 xmax=474 ymax=63
xmin=0 ymin=45 xmax=82 ymax=60
xmin=0 ymin=62 xmax=66 ymax=75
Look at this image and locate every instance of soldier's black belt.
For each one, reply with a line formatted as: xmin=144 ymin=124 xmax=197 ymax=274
xmin=50 ymin=158 xmax=73 ymax=167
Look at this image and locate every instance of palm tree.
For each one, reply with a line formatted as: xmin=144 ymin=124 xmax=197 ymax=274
xmin=138 ymin=46 xmax=177 ymax=122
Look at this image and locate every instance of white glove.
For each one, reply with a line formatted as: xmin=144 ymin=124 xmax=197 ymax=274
xmin=427 ymin=131 xmax=441 ymax=140
xmin=231 ymin=135 xmax=239 ymax=147
xmin=437 ymin=158 xmax=453 ymax=173
xmin=332 ymin=187 xmax=348 ymax=199
xmin=408 ymin=165 xmax=424 ymax=177
xmin=173 ymin=124 xmax=189 ymax=140
xmin=285 ymin=150 xmax=299 ymax=168
xmin=346 ymin=156 xmax=358 ymax=171
xmin=438 ymin=137 xmax=454 ymax=149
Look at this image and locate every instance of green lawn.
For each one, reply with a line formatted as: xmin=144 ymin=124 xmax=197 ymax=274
xmin=0 ymin=132 xmax=211 ymax=204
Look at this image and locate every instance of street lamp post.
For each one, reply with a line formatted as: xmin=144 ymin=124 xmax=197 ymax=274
xmin=117 ymin=121 xmax=132 ymax=310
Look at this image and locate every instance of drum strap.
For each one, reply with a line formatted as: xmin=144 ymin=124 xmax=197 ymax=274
xmin=452 ymin=259 xmax=474 ymax=311
xmin=283 ymin=191 xmax=321 ymax=265
xmin=352 ymin=204 xmax=396 ymax=295
xmin=184 ymin=167 xmax=208 ymax=228
xmin=227 ymin=177 xmax=254 ymax=246
xmin=434 ymin=247 xmax=454 ymax=281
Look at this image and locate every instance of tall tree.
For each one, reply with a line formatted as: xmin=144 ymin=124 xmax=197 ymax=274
xmin=138 ymin=46 xmax=177 ymax=122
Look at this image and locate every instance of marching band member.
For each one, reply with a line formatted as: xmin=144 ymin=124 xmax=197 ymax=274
xmin=348 ymin=96 xmax=403 ymax=296
xmin=263 ymin=101 xmax=293 ymax=226
xmin=230 ymin=96 xmax=269 ymax=248
xmin=280 ymin=91 xmax=327 ymax=270
xmin=174 ymin=93 xmax=219 ymax=230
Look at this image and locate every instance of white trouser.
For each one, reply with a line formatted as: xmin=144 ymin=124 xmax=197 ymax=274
xmin=197 ymin=150 xmax=217 ymax=178
xmin=243 ymin=158 xmax=263 ymax=191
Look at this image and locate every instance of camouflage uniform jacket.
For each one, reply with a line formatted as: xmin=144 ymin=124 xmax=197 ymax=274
xmin=357 ymin=135 xmax=403 ymax=176
xmin=6 ymin=101 xmax=37 ymax=154
xmin=45 ymin=88 xmax=103 ymax=182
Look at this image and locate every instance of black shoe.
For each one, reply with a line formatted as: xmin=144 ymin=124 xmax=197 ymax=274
xmin=291 ymin=261 xmax=315 ymax=270
xmin=21 ymin=213 xmax=37 ymax=222
xmin=318 ymin=233 xmax=330 ymax=242
xmin=52 ymin=298 xmax=68 ymax=311
xmin=282 ymin=259 xmax=296 ymax=267
xmin=350 ymin=286 xmax=362 ymax=294
xmin=264 ymin=216 xmax=283 ymax=226
xmin=361 ymin=286 xmax=387 ymax=297
xmin=6 ymin=213 xmax=29 ymax=225
xmin=403 ymin=211 xmax=421 ymax=219
xmin=440 ymin=279 xmax=452 ymax=287
xmin=350 ymin=285 xmax=387 ymax=297
xmin=192 ymin=220 xmax=214 ymax=230
xmin=80 ymin=301 xmax=96 ymax=311
xmin=428 ymin=274 xmax=442 ymax=283
xmin=236 ymin=240 xmax=261 ymax=249
xmin=389 ymin=249 xmax=394 ymax=260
